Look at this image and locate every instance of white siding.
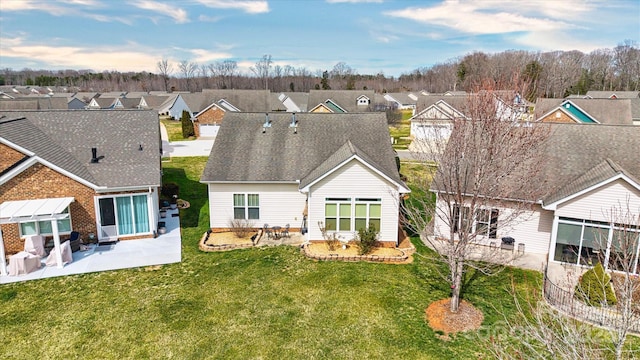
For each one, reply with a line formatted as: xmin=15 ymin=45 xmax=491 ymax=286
xmin=555 ymin=179 xmax=640 ymax=222
xmin=168 ymin=96 xmax=191 ymax=120
xmin=307 ymin=160 xmax=400 ymax=243
xmin=433 ymin=197 xmax=553 ymax=255
xmin=208 ymin=183 xmax=306 ymax=229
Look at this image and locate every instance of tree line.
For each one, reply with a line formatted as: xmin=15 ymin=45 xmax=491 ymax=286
xmin=1 ymin=40 xmax=637 ymax=100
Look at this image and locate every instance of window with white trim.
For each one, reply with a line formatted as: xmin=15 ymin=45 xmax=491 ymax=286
xmin=233 ymin=194 xmax=259 ymax=220
xmin=325 ymin=198 xmax=351 ymax=231
xmin=355 ymin=198 xmax=381 ymax=232
xmin=452 ymin=204 xmax=498 ymax=238
xmin=553 ymin=217 xmax=639 ymax=274
xmin=19 ymin=207 xmax=72 ymax=237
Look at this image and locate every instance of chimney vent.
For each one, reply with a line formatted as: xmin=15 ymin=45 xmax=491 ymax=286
xmin=91 ymin=147 xmax=99 ymax=163
xmin=290 ymin=113 xmax=297 ymax=127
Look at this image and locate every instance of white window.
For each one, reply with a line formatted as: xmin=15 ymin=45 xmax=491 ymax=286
xmin=553 ymin=217 xmax=639 ymax=274
xmin=452 ymin=204 xmax=498 ymax=238
xmin=355 ymin=198 xmax=381 ymax=232
xmin=234 ymin=194 xmax=259 ymax=220
xmin=325 ymin=198 xmax=351 ymax=231
xmin=20 ymin=207 xmax=72 ymax=237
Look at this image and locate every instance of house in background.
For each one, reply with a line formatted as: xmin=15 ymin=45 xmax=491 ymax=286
xmin=0 ymin=109 xmax=162 ymax=274
xmin=200 ymin=112 xmax=410 ymax=246
xmin=535 ymin=98 xmax=633 ymax=125
xmin=383 ymin=92 xmax=420 ymax=114
xmin=431 ymin=123 xmax=640 ymax=285
xmin=306 ymin=90 xmax=375 ymax=113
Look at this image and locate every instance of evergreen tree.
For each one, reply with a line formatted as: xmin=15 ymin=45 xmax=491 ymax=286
xmin=181 ymin=110 xmax=194 ymax=139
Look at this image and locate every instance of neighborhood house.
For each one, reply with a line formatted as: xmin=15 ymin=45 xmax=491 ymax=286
xmin=0 ymin=110 xmax=162 ymax=275
xmin=200 ymin=112 xmax=410 ymax=245
xmin=431 ymin=124 xmax=640 ymax=283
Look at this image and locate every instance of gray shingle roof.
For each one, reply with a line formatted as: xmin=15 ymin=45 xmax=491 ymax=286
xmin=544 ymin=159 xmax=640 ymax=205
xmin=534 ymin=98 xmax=633 ymax=124
xmin=429 ymin=123 xmax=640 ymax=204
xmin=540 ymin=124 xmax=640 ymax=204
xmin=191 ymin=89 xmax=273 ymax=113
xmin=0 ymin=98 xmax=68 ymax=110
xmin=0 ymin=110 xmax=161 ymax=188
xmin=585 ymin=91 xmax=640 ymax=99
xmin=307 ymin=90 xmax=375 ymax=113
xmin=200 ymin=112 xmax=403 ymax=188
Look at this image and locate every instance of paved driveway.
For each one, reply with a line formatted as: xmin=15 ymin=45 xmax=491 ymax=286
xmin=161 ymin=123 xmax=214 ymax=157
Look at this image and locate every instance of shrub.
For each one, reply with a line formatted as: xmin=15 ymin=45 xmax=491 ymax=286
xmin=181 ymin=110 xmax=194 ymax=138
xmin=228 ymin=219 xmax=255 ymax=238
xmin=575 ymin=262 xmax=617 ymax=307
xmin=357 ymin=224 xmax=379 ymax=255
xmin=318 ymin=221 xmax=341 ymax=251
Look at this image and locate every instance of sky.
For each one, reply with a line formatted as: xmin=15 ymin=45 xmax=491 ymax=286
xmin=0 ymin=0 xmax=638 ymax=77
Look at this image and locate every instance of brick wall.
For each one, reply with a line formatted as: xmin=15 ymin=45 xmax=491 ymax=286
xmin=0 ymin=163 xmax=97 ymax=254
xmin=0 ymin=143 xmax=27 ymax=173
xmin=194 ymin=106 xmax=225 ymax=137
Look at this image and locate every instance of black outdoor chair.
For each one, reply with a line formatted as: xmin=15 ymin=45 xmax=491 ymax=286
xmin=263 ymin=224 xmax=273 ymax=239
xmin=282 ymin=224 xmax=290 ymax=238
xmin=69 ymin=231 xmax=81 ymax=252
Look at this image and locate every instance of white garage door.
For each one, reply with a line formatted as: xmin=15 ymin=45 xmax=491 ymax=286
xmin=199 ymin=124 xmax=219 ymax=138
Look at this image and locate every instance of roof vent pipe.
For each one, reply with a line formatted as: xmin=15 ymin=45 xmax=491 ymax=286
xmin=91 ymin=147 xmax=99 ymax=163
xmin=290 ymin=113 xmax=297 ymax=127
xmin=263 ymin=113 xmax=271 ymax=128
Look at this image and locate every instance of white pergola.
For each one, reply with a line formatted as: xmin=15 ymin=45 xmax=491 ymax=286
xmin=0 ymin=197 xmax=74 ymax=275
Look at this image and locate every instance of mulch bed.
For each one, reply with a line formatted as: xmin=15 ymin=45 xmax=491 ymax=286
xmin=425 ymin=298 xmax=484 ymax=338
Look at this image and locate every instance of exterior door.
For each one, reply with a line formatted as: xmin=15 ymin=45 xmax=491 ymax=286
xmin=98 ymin=198 xmax=117 ymax=240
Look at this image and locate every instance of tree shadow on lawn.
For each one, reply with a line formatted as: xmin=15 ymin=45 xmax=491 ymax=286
xmin=162 ymin=167 xmax=208 ymax=229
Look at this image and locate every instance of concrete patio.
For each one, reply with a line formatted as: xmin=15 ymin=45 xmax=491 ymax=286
xmin=1 ymin=208 xmax=182 ymax=284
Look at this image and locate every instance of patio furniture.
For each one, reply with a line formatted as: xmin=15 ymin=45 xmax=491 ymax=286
xmin=8 ymin=251 xmax=41 ymax=276
xmin=68 ymin=231 xmax=81 ymax=253
xmin=45 ymin=240 xmax=73 ymax=267
xmin=282 ymin=224 xmax=290 ymax=238
xmin=263 ymin=224 xmax=273 ymax=239
xmin=501 ymin=236 xmax=515 ymax=251
xmin=24 ymin=235 xmax=46 ymax=257
xmin=272 ymin=226 xmax=282 ymax=239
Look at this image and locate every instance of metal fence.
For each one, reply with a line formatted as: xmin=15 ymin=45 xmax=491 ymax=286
xmin=543 ymin=275 xmax=640 ymax=334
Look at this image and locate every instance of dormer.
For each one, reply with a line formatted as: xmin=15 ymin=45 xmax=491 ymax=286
xmin=356 ymin=95 xmax=370 ymax=106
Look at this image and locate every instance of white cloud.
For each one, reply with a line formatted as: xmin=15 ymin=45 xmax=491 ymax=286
xmin=0 ymin=39 xmax=163 ymax=72
xmin=385 ymin=0 xmax=582 ymax=35
xmin=196 ymin=0 xmax=269 ymax=14
xmin=513 ymin=31 xmax=610 ymax=53
xmin=187 ymin=49 xmax=233 ymax=63
xmin=133 ymin=1 xmax=189 ymax=23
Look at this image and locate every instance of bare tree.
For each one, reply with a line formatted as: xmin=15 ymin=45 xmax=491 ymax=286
xmin=178 ymin=60 xmax=198 ymax=92
xmin=156 ymin=58 xmax=172 ymax=92
xmin=404 ymin=79 xmax=551 ymax=313
xmin=250 ymin=54 xmax=272 ymax=90
xmin=488 ymin=202 xmax=639 ymax=360
xmin=598 ymin=202 xmax=640 ymax=359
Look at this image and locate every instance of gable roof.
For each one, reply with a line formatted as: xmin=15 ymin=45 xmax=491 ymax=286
xmin=543 ymin=158 xmax=640 ymax=207
xmin=307 ymin=90 xmax=375 ymax=113
xmin=538 ymin=124 xmax=640 ymax=205
xmin=535 ymin=98 xmax=633 ymax=125
xmin=585 ymin=91 xmax=640 ymax=99
xmin=0 ymin=110 xmax=161 ymax=189
xmin=200 ymin=112 xmax=404 ymax=190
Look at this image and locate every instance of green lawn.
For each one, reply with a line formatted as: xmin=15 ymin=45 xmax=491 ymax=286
xmin=1 ymin=156 xmax=614 ymax=359
xmin=161 ymin=117 xmax=195 ymax=142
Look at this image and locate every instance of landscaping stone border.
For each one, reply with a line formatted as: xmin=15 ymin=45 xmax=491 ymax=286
xmin=300 ymin=243 xmax=410 ymax=263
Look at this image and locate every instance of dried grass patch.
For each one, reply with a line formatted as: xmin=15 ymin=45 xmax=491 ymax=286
xmin=425 ymin=298 xmax=484 ymax=338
